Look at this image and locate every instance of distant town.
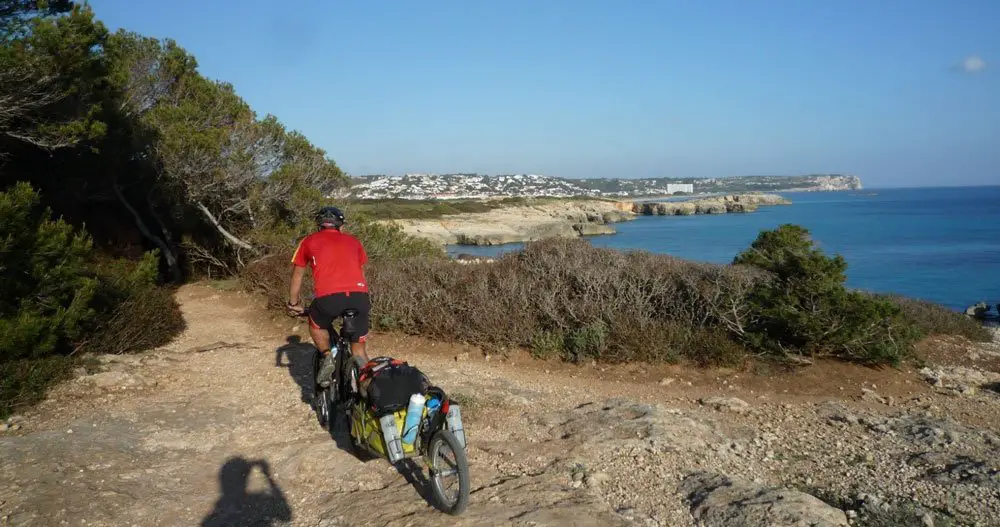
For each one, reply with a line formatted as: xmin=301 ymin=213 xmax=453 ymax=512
xmin=348 ymin=173 xmax=863 ymax=200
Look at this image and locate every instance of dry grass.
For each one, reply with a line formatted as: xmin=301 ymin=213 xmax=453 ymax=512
xmin=367 ymin=239 xmax=763 ymax=366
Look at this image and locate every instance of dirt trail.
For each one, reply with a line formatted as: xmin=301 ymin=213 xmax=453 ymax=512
xmin=2 ymin=284 xmax=1000 ymax=526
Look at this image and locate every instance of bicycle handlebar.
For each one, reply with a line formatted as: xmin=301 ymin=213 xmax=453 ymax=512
xmin=287 ymin=302 xmax=310 ymax=317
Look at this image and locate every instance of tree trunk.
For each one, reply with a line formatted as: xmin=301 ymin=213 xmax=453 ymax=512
xmin=113 ymin=184 xmax=182 ymax=283
xmin=195 ymin=200 xmax=255 ymax=252
xmin=146 ymin=191 xmax=173 ymax=244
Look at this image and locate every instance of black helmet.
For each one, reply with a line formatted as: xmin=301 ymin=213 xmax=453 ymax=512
xmin=315 ymin=206 xmax=345 ymax=229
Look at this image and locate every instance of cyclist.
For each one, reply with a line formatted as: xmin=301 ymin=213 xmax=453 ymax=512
xmin=286 ymin=206 xmax=371 ymax=386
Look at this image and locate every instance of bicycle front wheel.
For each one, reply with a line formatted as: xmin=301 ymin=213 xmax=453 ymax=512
xmin=312 ymin=350 xmax=329 ymax=428
xmin=428 ymin=429 xmax=470 ymax=515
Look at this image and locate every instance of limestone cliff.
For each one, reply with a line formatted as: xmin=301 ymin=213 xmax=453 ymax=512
xmin=634 ymin=194 xmax=791 ymax=216
xmin=385 ymin=200 xmax=635 ymax=246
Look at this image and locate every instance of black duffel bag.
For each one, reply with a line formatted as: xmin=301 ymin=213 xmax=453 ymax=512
xmin=358 ymin=357 xmax=429 ymax=417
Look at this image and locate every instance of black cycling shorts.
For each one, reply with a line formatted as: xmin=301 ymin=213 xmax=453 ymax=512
xmin=308 ymin=292 xmax=370 ymax=343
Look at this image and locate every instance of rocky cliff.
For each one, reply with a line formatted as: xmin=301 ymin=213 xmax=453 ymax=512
xmin=634 ymin=194 xmax=791 ymax=216
xmin=387 ymin=200 xmax=636 ymax=246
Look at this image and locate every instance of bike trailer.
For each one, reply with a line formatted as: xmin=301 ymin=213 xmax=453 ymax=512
xmin=351 ymin=403 xmax=426 ymax=461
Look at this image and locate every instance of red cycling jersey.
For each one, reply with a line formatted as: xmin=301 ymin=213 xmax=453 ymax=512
xmin=290 ymin=229 xmax=369 ymax=297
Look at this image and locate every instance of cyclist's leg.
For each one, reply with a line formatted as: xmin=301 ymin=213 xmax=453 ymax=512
xmin=308 ymin=297 xmax=337 ymax=386
xmin=346 ymin=293 xmax=371 ymax=363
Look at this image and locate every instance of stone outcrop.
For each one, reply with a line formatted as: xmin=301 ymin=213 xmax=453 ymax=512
xmin=680 ymin=472 xmax=849 ymax=527
xmin=386 ymin=199 xmax=637 ymax=246
xmin=635 ymin=194 xmax=791 ymax=216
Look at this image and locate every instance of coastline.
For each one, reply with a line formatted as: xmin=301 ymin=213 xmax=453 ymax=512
xmin=387 ymin=193 xmax=790 ymax=247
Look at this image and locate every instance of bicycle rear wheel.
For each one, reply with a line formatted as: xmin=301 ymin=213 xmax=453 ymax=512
xmin=427 ymin=430 xmax=470 ymax=515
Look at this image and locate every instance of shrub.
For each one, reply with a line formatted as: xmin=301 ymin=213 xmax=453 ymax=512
xmin=244 ymin=218 xmax=973 ymax=370
xmin=734 ymin=224 xmax=918 ymax=365
xmin=882 ymin=295 xmax=992 ymax=343
xmin=530 ymin=330 xmax=564 ymax=359
xmin=82 ymin=285 xmax=185 ymax=355
xmin=0 ymin=183 xmax=185 ymax=417
xmin=78 ymin=250 xmax=186 ymax=354
xmin=0 ymin=182 xmax=98 ymax=359
xmin=566 ymin=322 xmax=608 ymax=362
xmin=240 ymin=247 xmax=309 ymax=309
xmin=0 ymin=356 xmax=74 ymax=419
xmin=368 ymin=238 xmax=763 ymax=366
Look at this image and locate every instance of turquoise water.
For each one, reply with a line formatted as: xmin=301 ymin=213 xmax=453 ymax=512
xmin=447 ymin=186 xmax=1000 ymax=310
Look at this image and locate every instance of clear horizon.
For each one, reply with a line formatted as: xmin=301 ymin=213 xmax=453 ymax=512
xmin=89 ymin=0 xmax=998 ymax=188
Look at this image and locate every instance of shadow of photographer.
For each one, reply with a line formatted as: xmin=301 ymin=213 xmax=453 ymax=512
xmin=201 ymin=457 xmax=292 ymax=527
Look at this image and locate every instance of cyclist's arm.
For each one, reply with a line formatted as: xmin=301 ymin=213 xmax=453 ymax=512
xmin=288 ymin=264 xmax=306 ymax=306
xmin=288 ymin=239 xmax=309 ymax=307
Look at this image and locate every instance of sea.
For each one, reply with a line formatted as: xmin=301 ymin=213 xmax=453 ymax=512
xmin=446 ymin=186 xmax=1000 ymax=311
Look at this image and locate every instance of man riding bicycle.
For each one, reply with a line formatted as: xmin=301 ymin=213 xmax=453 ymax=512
xmin=286 ymin=206 xmax=371 ymax=386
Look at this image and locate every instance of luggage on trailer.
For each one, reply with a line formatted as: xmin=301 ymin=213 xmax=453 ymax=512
xmin=358 ymin=357 xmax=429 ymax=417
xmin=351 ymin=357 xmax=431 ymax=462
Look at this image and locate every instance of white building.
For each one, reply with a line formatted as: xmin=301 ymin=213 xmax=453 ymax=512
xmin=665 ymin=183 xmax=694 ymax=194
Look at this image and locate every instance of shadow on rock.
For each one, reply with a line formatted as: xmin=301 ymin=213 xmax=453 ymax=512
xmin=275 ymin=335 xmax=316 ymax=404
xmin=394 ymin=458 xmax=436 ymax=508
xmin=201 ymin=457 xmax=292 ymax=527
xmin=327 ymin=411 xmax=368 ymax=458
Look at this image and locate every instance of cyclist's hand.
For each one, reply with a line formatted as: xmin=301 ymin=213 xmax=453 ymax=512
xmin=286 ymin=301 xmax=305 ymax=316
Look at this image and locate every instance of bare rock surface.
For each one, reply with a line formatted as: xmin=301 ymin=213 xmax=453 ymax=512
xmin=680 ymin=472 xmax=849 ymax=527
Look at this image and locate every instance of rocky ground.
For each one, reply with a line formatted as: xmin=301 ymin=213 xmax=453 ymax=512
xmin=2 ymin=285 xmax=1000 ymax=527
xmin=384 ymin=199 xmax=635 ymax=246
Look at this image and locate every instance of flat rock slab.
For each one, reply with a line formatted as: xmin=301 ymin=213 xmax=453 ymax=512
xmin=680 ymin=471 xmax=849 ymax=527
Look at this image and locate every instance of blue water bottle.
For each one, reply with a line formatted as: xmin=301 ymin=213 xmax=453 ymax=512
xmin=401 ymin=393 xmax=426 ymax=446
xmin=425 ymin=396 xmax=441 ymax=421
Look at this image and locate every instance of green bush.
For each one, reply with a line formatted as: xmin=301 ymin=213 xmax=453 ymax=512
xmin=530 ymin=330 xmax=564 ymax=359
xmin=566 ymin=322 xmax=608 ymax=362
xmin=734 ymin=224 xmax=918 ymax=365
xmin=0 ymin=183 xmax=185 ymax=417
xmin=82 ymin=251 xmax=186 ymax=354
xmin=1 ymin=182 xmax=98 ymax=359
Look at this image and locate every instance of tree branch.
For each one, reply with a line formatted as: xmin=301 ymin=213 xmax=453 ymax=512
xmin=114 ymin=183 xmax=182 ymax=282
xmin=195 ymin=200 xmax=255 ymax=252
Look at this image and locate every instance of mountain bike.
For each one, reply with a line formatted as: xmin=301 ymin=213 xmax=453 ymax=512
xmin=292 ymin=306 xmax=360 ymax=432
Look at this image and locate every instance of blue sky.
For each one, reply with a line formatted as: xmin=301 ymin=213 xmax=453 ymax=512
xmin=88 ymin=0 xmax=998 ymax=187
